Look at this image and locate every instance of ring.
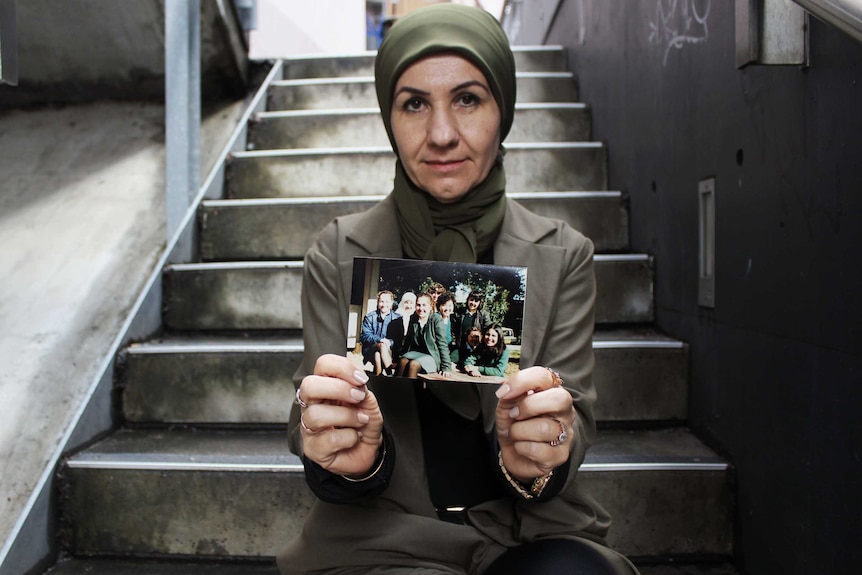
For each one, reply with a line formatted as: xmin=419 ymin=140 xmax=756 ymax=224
xmin=549 ymin=418 xmax=568 ymax=447
xmin=295 ymin=386 xmax=308 ymax=408
xmin=544 ymin=367 xmax=564 ymax=388
xmin=300 ymin=414 xmax=320 ymax=434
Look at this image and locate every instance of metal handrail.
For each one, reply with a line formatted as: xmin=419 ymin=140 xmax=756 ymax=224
xmin=793 ymin=0 xmax=862 ymax=43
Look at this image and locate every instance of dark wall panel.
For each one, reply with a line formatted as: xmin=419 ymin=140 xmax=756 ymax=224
xmin=541 ymin=1 xmax=862 ymax=573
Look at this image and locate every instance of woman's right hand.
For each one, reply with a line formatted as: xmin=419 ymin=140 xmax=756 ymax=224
xmin=297 ymin=354 xmax=384 ymax=477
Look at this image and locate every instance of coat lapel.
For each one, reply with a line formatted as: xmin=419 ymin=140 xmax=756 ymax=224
xmin=493 ymin=202 xmax=567 ymax=370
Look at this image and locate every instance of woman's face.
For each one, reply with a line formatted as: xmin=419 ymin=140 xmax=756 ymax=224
xmin=390 ymin=54 xmax=502 ymax=205
xmin=467 ymin=297 xmax=480 ymax=312
xmin=439 ymin=299 xmax=454 ymax=318
xmin=400 ymin=297 xmax=415 ymax=316
xmin=484 ymin=329 xmax=498 ymax=347
xmin=416 ymin=296 xmax=432 ymax=319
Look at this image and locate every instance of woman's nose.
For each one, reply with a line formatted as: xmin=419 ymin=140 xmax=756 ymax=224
xmin=427 ymin=108 xmax=458 ymax=147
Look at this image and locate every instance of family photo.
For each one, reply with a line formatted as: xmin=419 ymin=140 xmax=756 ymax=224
xmin=347 ymin=256 xmax=527 ymax=383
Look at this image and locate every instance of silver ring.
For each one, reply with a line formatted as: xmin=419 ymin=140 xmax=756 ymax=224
xmin=295 ymin=386 xmax=308 ymax=408
xmin=549 ymin=419 xmax=568 ymax=447
xmin=300 ymin=414 xmax=320 ymax=434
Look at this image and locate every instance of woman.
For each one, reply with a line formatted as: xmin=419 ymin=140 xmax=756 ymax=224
xmin=285 ymin=4 xmax=637 ymax=575
xmin=395 ymin=292 xmax=452 ymax=377
xmin=435 ymin=292 xmax=460 ymax=356
xmin=386 ymin=291 xmax=416 ymax=373
xmin=457 ymin=325 xmax=483 ymax=372
xmin=464 ymin=325 xmax=510 ymax=378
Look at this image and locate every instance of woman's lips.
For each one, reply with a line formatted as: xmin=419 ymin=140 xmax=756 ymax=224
xmin=424 ymin=159 xmax=466 ymax=173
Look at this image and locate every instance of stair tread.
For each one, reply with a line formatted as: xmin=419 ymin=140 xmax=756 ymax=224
xmin=127 ymin=328 xmax=683 ymax=354
xmin=67 ymin=428 xmax=725 ymax=471
xmin=45 ymin=559 xmax=279 ymax=574
xmin=202 ymin=190 xmax=625 ymax=207
xmin=45 ymin=558 xmax=739 ymax=575
xmin=165 ymin=255 xmax=652 ymax=270
xmin=126 ymin=334 xmax=304 ymax=353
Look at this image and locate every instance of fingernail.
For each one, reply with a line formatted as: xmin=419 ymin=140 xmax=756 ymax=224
xmin=350 ymin=387 xmax=367 ymax=401
xmin=495 ymin=383 xmax=510 ymax=398
xmin=354 ymin=370 xmax=369 ymax=384
xmin=357 ymin=412 xmax=370 ymax=423
xmin=509 ymin=406 xmax=519 ymax=418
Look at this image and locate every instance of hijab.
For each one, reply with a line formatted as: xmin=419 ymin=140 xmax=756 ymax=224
xmin=374 ymin=4 xmax=517 ymax=264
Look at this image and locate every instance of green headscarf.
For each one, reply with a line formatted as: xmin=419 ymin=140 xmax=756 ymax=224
xmin=375 ymin=4 xmax=517 ymax=264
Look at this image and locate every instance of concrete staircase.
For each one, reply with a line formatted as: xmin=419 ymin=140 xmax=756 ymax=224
xmin=48 ymin=48 xmax=734 ymax=573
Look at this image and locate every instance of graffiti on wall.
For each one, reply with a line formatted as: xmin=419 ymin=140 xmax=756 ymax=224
xmin=649 ymin=0 xmax=712 ymax=67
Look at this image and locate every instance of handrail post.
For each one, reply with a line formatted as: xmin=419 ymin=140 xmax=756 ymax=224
xmin=0 ymin=0 xmax=18 ymax=85
xmin=165 ymin=0 xmax=201 ymax=242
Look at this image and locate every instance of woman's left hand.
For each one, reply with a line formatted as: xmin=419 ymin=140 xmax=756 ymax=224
xmin=495 ymin=366 xmax=577 ymax=483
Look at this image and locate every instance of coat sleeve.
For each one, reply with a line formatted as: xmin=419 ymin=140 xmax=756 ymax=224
xmin=430 ymin=315 xmax=452 ymax=372
xmin=288 ymin=221 xmax=349 ymax=457
xmin=541 ymin=228 xmax=597 ymax=481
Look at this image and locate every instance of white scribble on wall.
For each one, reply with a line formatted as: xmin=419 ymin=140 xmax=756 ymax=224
xmin=649 ymin=0 xmax=712 ymax=67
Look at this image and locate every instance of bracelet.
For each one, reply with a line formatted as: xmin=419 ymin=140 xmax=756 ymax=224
xmin=340 ymin=443 xmax=386 ymax=483
xmin=497 ymin=450 xmax=554 ymax=500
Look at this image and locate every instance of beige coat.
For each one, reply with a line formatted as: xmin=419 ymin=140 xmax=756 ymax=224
xmin=280 ymin=196 xmax=634 ymax=575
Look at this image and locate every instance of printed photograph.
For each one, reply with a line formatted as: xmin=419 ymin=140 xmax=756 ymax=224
xmin=347 ymin=257 xmax=527 ymax=384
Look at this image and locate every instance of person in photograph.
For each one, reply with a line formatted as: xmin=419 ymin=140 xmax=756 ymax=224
xmin=359 ymin=290 xmax=399 ymax=376
xmin=385 ymin=291 xmax=416 ymax=374
xmin=286 ymin=4 xmax=637 ymax=574
xmin=435 ymin=291 xmax=459 ymax=357
xmin=464 ymin=324 xmax=510 ymax=378
xmin=457 ymin=291 xmax=491 ymax=362
xmin=394 ymin=292 xmax=452 ymax=377
xmin=428 ymin=281 xmax=446 ymax=308
xmin=455 ymin=325 xmax=483 ymax=372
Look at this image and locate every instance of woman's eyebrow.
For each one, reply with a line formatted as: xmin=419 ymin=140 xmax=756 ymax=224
xmin=394 ymin=86 xmax=429 ymax=98
xmin=394 ymin=80 xmax=491 ymax=98
xmin=451 ymin=80 xmax=490 ymax=93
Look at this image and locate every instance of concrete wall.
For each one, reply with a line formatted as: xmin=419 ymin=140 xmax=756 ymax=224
xmin=0 ymin=0 xmax=248 ymax=108
xmin=538 ymin=1 xmax=862 ymax=574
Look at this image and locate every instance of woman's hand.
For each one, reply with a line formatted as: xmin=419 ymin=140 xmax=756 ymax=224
xmin=297 ymin=354 xmax=384 ymax=477
xmin=464 ymin=365 xmax=480 ymax=377
xmin=495 ymin=366 xmax=577 ymax=483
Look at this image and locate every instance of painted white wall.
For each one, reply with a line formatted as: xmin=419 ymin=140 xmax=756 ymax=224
xmin=248 ymin=0 xmax=507 ymax=59
xmin=249 ymin=0 xmax=367 ymax=58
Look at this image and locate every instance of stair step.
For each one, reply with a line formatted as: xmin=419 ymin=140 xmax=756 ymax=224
xmin=225 ymin=144 xmax=607 ymax=198
xmin=248 ymin=103 xmax=591 ymax=149
xmin=60 ymin=428 xmax=731 ymax=559
xmin=583 ymin=428 xmax=732 ymax=557
xmin=45 ymin=559 xmax=279 ymax=574
xmin=120 ymin=336 xmax=303 ymax=425
xmin=43 ymin=559 xmax=739 ymax=575
xmin=267 ymin=73 xmax=579 ymax=111
xmin=162 ymin=256 xmax=652 ymax=331
xmin=199 ymin=191 xmax=628 ymax=261
xmin=119 ymin=329 xmax=684 ymax=425
xmin=593 ymin=330 xmax=688 ymax=422
xmin=281 ymin=47 xmax=569 ymax=80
